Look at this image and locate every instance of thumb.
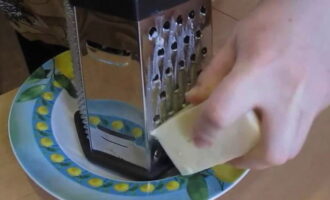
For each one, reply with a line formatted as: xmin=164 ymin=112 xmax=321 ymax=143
xmin=192 ymin=68 xmax=257 ymax=147
xmin=186 ymin=35 xmax=236 ymax=104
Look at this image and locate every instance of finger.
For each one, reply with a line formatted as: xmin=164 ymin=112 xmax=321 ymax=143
xmin=192 ymin=69 xmax=257 ymax=147
xmin=288 ymin=110 xmax=316 ymax=159
xmin=186 ymin=35 xmax=236 ymax=104
xmin=229 ymin=107 xmax=297 ymax=169
xmin=230 ymin=82 xmax=308 ymax=169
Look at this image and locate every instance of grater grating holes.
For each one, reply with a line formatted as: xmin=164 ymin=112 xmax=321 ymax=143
xmin=160 ymin=91 xmax=166 ymax=99
xmin=158 ymin=48 xmax=165 ymax=56
xmin=195 ymin=30 xmax=202 ymax=39
xmin=163 ymin=21 xmax=171 ymax=30
xmin=184 ymin=35 xmax=190 ymax=44
xmin=201 ymin=47 xmax=208 ymax=56
xmin=149 ymin=27 xmax=158 ymax=39
xmin=165 ymin=67 xmax=171 ymax=75
xmin=190 ymin=54 xmax=196 ymax=62
xmin=171 ymin=42 xmax=178 ymax=50
xmin=152 ymin=74 xmax=160 ymax=82
xmin=188 ymin=10 xmax=195 ymax=19
xmin=179 ymin=60 xmax=185 ymax=68
xmin=148 ymin=3 xmax=211 ymax=128
xmin=200 ymin=6 xmax=207 ymax=15
xmin=176 ymin=15 xmax=183 ymax=25
xmin=153 ymin=115 xmax=161 ymax=124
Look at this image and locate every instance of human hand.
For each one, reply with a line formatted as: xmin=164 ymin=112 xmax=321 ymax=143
xmin=186 ymin=0 xmax=330 ymax=169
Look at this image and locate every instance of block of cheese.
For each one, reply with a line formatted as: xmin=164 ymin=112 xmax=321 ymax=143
xmin=151 ymin=105 xmax=260 ymax=176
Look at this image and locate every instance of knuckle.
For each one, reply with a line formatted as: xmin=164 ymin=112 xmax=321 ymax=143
xmin=237 ymin=41 xmax=277 ymax=66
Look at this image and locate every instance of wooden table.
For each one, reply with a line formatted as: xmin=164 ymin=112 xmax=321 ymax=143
xmin=1 ymin=88 xmax=330 ymax=200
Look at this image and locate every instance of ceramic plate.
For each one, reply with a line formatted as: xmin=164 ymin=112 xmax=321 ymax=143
xmin=9 ymin=51 xmax=249 ymax=200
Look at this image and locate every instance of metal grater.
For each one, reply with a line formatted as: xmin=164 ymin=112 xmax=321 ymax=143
xmin=64 ymin=0 xmax=212 ymax=180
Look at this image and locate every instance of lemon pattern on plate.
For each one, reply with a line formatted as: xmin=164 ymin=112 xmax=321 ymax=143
xmin=54 ymin=51 xmax=74 ymax=79
xmin=67 ymin=167 xmax=82 ymax=177
xmin=140 ymin=183 xmax=155 ymax=193
xmin=131 ymin=127 xmax=143 ymax=138
xmin=165 ymin=180 xmax=180 ymax=191
xmin=88 ymin=178 xmax=104 ymax=187
xmin=36 ymin=122 xmax=48 ymax=131
xmin=89 ymin=116 xmax=101 ymax=126
xmin=37 ymin=106 xmax=49 ymax=115
xmin=42 ymin=92 xmax=54 ymax=101
xmin=40 ymin=137 xmax=53 ymax=147
xmin=113 ymin=183 xmax=130 ymax=192
xmin=111 ymin=120 xmax=124 ymax=131
xmin=50 ymin=153 xmax=65 ymax=163
xmin=212 ymin=163 xmax=245 ymax=183
xmin=52 ymin=80 xmax=62 ymax=88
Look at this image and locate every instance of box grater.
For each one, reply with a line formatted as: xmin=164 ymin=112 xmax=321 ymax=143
xmin=64 ymin=0 xmax=212 ymax=180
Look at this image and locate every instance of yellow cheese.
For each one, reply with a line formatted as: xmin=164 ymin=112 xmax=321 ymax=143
xmin=151 ymin=105 xmax=260 ymax=175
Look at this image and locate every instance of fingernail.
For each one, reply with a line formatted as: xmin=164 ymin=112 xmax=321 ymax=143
xmin=185 ymin=87 xmax=198 ymax=98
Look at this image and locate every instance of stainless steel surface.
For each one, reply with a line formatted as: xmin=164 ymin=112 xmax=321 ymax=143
xmin=140 ymin=0 xmax=212 ymax=131
xmin=66 ymin=0 xmax=212 ymax=171
xmin=64 ymin=0 xmax=89 ymax=137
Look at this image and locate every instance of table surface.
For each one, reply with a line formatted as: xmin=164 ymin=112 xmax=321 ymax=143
xmin=1 ymin=87 xmax=330 ymax=200
xmin=2 ymin=1 xmax=330 ymax=199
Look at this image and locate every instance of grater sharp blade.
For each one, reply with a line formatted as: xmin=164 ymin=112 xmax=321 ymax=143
xmin=63 ymin=0 xmax=90 ymax=139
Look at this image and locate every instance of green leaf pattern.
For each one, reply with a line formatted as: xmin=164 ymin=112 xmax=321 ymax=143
xmin=16 ymin=84 xmax=46 ymax=102
xmin=17 ymin=60 xmax=77 ymax=103
xmin=54 ymin=74 xmax=77 ymax=98
xmin=26 ymin=68 xmax=50 ymax=83
xmin=187 ymin=174 xmax=209 ymax=200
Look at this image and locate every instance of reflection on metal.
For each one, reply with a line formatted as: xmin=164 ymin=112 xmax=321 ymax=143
xmin=66 ymin=0 xmax=212 ymax=176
